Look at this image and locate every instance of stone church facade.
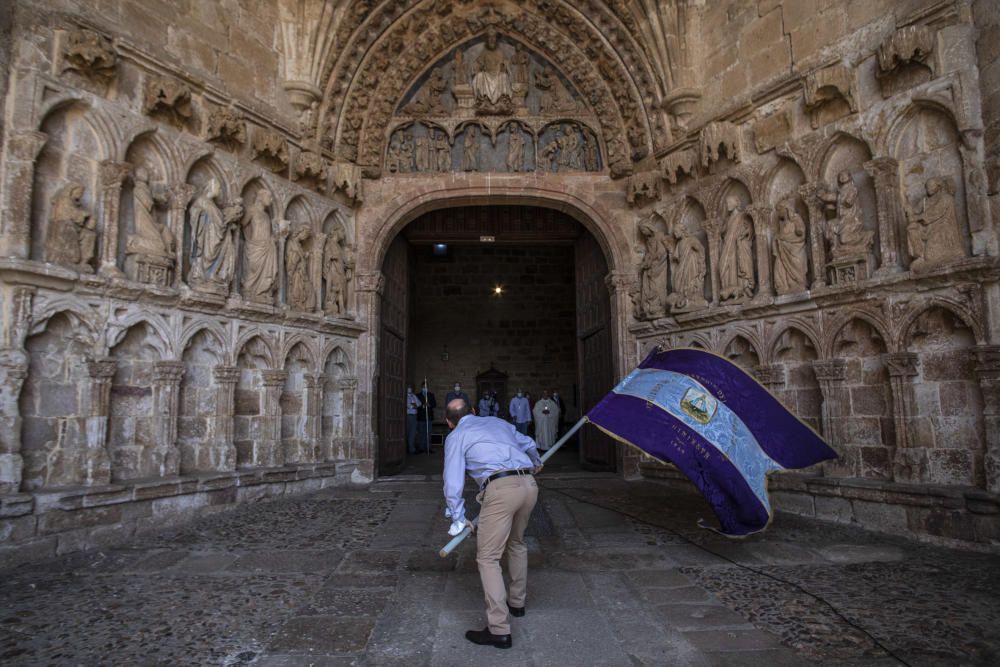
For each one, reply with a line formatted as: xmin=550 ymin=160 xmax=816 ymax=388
xmin=0 ymin=0 xmax=997 ymax=562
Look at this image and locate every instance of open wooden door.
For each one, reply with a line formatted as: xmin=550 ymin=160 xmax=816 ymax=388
xmin=377 ymin=237 xmax=408 ymax=475
xmin=575 ymin=233 xmax=616 ymax=471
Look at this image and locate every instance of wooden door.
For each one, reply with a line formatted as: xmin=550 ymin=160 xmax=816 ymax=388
xmin=377 ymin=237 xmax=408 ymax=475
xmin=575 ymin=233 xmax=616 ymax=471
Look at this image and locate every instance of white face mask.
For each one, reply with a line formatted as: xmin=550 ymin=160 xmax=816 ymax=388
xmin=454 ymin=385 xmax=461 ymax=391
xmin=407 ymin=388 xmax=413 ymax=393
xmin=517 ymin=392 xmax=523 ymax=398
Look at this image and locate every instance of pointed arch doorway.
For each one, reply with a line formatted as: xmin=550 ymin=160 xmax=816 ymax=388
xmin=375 ymin=204 xmax=617 ymax=476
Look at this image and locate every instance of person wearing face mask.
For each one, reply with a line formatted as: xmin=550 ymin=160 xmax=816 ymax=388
xmin=446 ymin=382 xmax=470 ymax=407
xmin=508 ymin=389 xmax=531 ymax=435
xmin=406 ymin=385 xmax=421 ymax=454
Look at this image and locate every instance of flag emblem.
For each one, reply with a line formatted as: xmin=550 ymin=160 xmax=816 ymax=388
xmin=680 ymin=387 xmax=716 ymax=424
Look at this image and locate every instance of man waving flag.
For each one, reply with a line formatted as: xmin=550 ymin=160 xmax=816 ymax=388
xmin=586 ymin=347 xmax=837 ymax=537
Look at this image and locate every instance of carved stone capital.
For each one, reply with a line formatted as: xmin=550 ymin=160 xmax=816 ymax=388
xmin=811 ymin=358 xmax=847 ymax=383
xmin=604 ymin=271 xmax=635 ymax=294
xmin=354 ymin=271 xmax=385 ymax=295
xmin=87 ymin=357 xmax=117 ymax=380
xmin=153 ymin=360 xmax=185 ymax=384
xmin=212 ymin=365 xmax=241 ymax=384
xmin=259 ymin=369 xmax=288 ymax=387
xmin=303 ymin=372 xmax=326 ymax=389
xmin=754 ymin=364 xmax=786 ymax=388
xmin=61 ymin=29 xmax=117 ymax=83
xmin=883 ymin=352 xmax=919 ymax=378
xmin=336 ymin=378 xmax=359 ymax=390
xmin=863 ymin=156 xmax=899 ymax=180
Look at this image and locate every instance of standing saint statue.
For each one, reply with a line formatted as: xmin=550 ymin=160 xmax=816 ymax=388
xmin=188 ymin=177 xmax=241 ymax=290
xmin=823 ymin=170 xmax=873 ymax=259
xmin=434 ymin=131 xmax=451 ymax=172
xmin=240 ymin=189 xmax=278 ymax=303
xmin=507 ymin=127 xmax=524 ymax=172
xmin=285 ymin=225 xmax=314 ymax=311
xmin=772 ymin=201 xmax=808 ymax=295
xmin=126 ymin=167 xmax=174 ymax=261
xmin=906 ymin=177 xmax=965 ymax=273
xmin=667 ymin=222 xmax=707 ymax=311
xmin=718 ymin=197 xmax=755 ymax=302
xmin=472 ymin=28 xmax=513 ymax=112
xmin=46 ymin=182 xmax=95 ymax=271
xmin=462 ymin=125 xmax=480 ymax=172
xmin=323 ymin=225 xmax=353 ymax=316
xmin=634 ymin=217 xmax=669 ymax=320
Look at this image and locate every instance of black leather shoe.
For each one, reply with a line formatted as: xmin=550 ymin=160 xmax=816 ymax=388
xmin=507 ymin=603 xmax=525 ymax=617
xmin=465 ymin=627 xmax=512 ymax=649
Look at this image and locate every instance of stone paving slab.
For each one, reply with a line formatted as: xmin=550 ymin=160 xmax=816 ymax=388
xmin=0 ymin=477 xmax=998 ymax=665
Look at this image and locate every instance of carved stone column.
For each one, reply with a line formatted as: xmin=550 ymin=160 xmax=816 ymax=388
xmin=863 ymin=158 xmax=904 ymax=274
xmin=798 ymin=183 xmax=827 ymax=290
xmin=312 ymin=232 xmax=326 ymax=315
xmin=210 ymin=366 xmax=239 ymax=471
xmin=973 ymin=345 xmax=1000 ymax=493
xmin=98 ymin=161 xmax=132 ymax=278
xmin=958 ymin=133 xmax=995 ymax=255
xmin=335 ymin=377 xmax=358 ymax=460
xmin=300 ymin=372 xmax=325 ymax=463
xmin=703 ymin=218 xmax=722 ymax=304
xmin=605 ymin=270 xmax=641 ymax=479
xmin=259 ymin=369 xmax=287 ymax=468
xmin=747 ymin=206 xmax=773 ymax=302
xmin=811 ymin=358 xmax=847 ymax=442
xmin=0 ymin=352 xmax=28 ymax=493
xmin=353 ymin=271 xmax=384 ymax=473
xmin=884 ymin=352 xmax=919 ymax=481
xmin=0 ymin=131 xmax=48 ymax=258
xmin=151 ymin=361 xmax=183 ymax=477
xmin=168 ymin=184 xmax=196 ymax=287
xmin=85 ymin=357 xmax=115 ymax=485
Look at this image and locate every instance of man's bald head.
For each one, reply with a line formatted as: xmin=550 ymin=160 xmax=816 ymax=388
xmin=446 ymin=398 xmax=472 ymax=427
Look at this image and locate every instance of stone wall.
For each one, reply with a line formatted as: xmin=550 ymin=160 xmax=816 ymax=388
xmin=408 ymin=243 xmax=578 ymax=417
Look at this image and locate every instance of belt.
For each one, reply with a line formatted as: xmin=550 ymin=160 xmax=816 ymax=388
xmin=483 ymin=468 xmax=533 ymax=489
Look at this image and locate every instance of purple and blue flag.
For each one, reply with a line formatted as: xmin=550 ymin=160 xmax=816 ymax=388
xmin=586 ymin=347 xmax=837 ymax=537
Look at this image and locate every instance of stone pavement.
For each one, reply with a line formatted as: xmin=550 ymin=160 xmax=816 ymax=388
xmin=0 ymin=471 xmax=998 ymax=666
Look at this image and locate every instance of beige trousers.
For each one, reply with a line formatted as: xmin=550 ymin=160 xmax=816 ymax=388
xmin=475 ymin=474 xmax=538 ymax=635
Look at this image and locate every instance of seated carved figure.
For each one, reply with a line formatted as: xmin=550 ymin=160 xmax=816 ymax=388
xmin=45 ymin=182 xmax=95 ymax=271
xmin=906 ymin=176 xmax=965 ymax=273
xmin=824 ymin=171 xmax=873 ymax=259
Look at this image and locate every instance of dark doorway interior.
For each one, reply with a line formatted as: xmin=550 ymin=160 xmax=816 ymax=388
xmin=376 ymin=206 xmax=615 ymax=476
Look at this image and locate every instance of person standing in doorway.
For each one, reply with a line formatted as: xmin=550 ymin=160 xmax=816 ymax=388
xmin=532 ymin=390 xmax=560 ymax=452
xmin=442 ymin=398 xmax=542 ymax=648
xmin=478 ymin=392 xmax=493 ymax=418
xmin=406 ymin=385 xmax=421 ymax=454
xmin=508 ymin=389 xmax=531 ymax=435
xmin=446 ymin=382 xmax=470 ymax=406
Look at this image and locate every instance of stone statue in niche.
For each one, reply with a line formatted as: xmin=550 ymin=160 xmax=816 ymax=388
xmin=404 ymin=67 xmax=448 ymax=116
xmin=822 ymin=171 xmax=873 ymax=260
xmin=507 ymin=127 xmax=525 ymax=172
xmin=906 ymin=177 xmax=965 ymax=273
xmin=433 ymin=130 xmax=451 ymax=172
xmin=462 ymin=125 xmax=480 ymax=171
xmin=45 ymin=182 xmax=95 ymax=271
xmin=240 ymin=190 xmax=278 ymax=303
xmin=534 ymin=65 xmax=576 ymax=114
xmin=557 ymin=127 xmax=582 ymax=171
xmin=387 ymin=131 xmax=414 ymax=174
xmin=472 ymin=28 xmax=514 ymax=114
xmin=667 ymin=223 xmax=708 ymax=312
xmin=323 ymin=226 xmax=354 ymax=316
xmin=633 ymin=217 xmax=669 ymax=320
xmin=415 ymin=132 xmax=433 ymax=172
xmin=188 ymin=178 xmax=242 ymax=291
xmin=125 ymin=167 xmax=175 ymax=285
xmin=285 ymin=225 xmax=314 ymax=311
xmin=511 ymin=44 xmax=529 ymax=87
xmin=772 ymin=200 xmax=808 ymax=295
xmin=583 ymin=131 xmax=599 ymax=172
xmin=718 ymin=197 xmax=755 ymax=302
xmin=540 ymin=134 xmax=560 ymax=172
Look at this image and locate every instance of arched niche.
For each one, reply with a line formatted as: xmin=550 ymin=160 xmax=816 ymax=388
xmin=670 ymin=197 xmax=711 ymax=309
xmin=819 ymin=134 xmax=879 ymax=265
xmin=772 ymin=328 xmax=821 ymax=433
xmin=182 ymin=156 xmax=229 ymax=283
xmin=178 ymin=328 xmax=227 ymax=473
xmin=234 ymin=335 xmax=272 ymax=468
xmin=280 ymin=342 xmax=314 ymax=464
xmin=322 ymin=346 xmax=352 ymax=461
xmin=121 ymin=132 xmax=172 ymax=281
xmin=32 ymin=103 xmax=102 ymax=266
xmin=236 ymin=179 xmax=278 ymax=303
xmin=890 ymin=106 xmax=970 ymax=266
xmin=723 ymin=334 xmax=760 ymax=370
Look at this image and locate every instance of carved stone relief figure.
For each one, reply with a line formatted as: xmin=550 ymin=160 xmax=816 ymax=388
xmin=125 ymin=167 xmax=175 ymax=284
xmin=434 ymin=130 xmax=451 ymax=172
xmin=507 ymin=127 xmax=525 ymax=172
xmin=633 ymin=216 xmax=669 ymax=320
xmin=823 ymin=171 xmax=873 ymax=260
xmin=298 ymin=101 xmax=317 ymax=137
xmin=772 ymin=200 xmax=808 ymax=295
xmin=45 ymin=182 xmax=95 ymax=271
xmin=540 ymin=130 xmax=561 ymax=172
xmin=414 ymin=131 xmax=433 ymax=172
xmin=906 ymin=177 xmax=965 ymax=273
xmin=668 ymin=222 xmax=707 ymax=312
xmin=718 ymin=197 xmax=755 ymax=302
xmin=188 ymin=178 xmax=241 ymax=290
xmin=404 ymin=67 xmax=448 ymax=115
xmin=472 ymin=28 xmax=513 ymax=114
xmin=558 ymin=126 xmax=582 ymax=171
xmin=453 ymin=48 xmax=469 ymax=86
xmin=285 ymin=225 xmax=314 ymax=311
xmin=534 ymin=65 xmax=576 ymax=113
xmin=583 ymin=130 xmax=599 ymax=172
xmin=240 ymin=190 xmax=278 ymax=303
xmin=462 ymin=125 xmax=480 ymax=171
xmin=323 ymin=225 xmax=354 ymax=316
xmin=511 ymin=43 xmax=529 ymax=87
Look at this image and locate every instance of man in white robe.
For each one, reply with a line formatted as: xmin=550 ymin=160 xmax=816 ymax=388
xmin=532 ymin=390 xmax=560 ymax=451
